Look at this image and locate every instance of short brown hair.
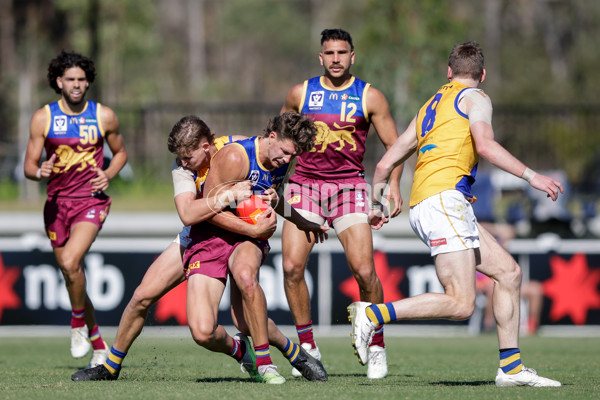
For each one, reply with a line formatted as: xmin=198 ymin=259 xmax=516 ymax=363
xmin=448 ymin=41 xmax=484 ymax=81
xmin=167 ymin=115 xmax=215 ymax=157
xmin=264 ymin=112 xmax=316 ymax=153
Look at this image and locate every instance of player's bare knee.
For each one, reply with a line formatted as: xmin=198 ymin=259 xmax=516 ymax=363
xmin=498 ymin=261 xmax=522 ymax=290
xmin=130 ymin=287 xmax=155 ymax=311
xmin=452 ymin=299 xmax=476 ymax=320
xmin=283 ymin=268 xmax=304 ymax=286
xmin=234 ymin=271 xmax=260 ymax=297
xmin=352 ymin=264 xmax=377 ymax=289
xmin=282 ymin=258 xmax=305 ymax=282
xmin=189 ymin=321 xmax=217 ymax=345
xmin=57 ymin=261 xmax=84 ymax=286
xmin=57 ymin=254 xmax=82 ymax=275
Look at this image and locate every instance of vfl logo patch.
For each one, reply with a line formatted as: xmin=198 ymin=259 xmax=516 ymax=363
xmin=53 ymin=116 xmax=68 ymax=133
xmin=249 ymin=170 xmax=260 ymax=186
xmin=308 ymin=91 xmax=324 ymax=109
xmin=430 ymin=238 xmax=447 ymax=247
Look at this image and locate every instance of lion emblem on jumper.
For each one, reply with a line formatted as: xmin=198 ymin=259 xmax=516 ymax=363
xmin=52 ymin=145 xmax=98 ymax=173
xmin=312 ymin=121 xmax=357 ymax=153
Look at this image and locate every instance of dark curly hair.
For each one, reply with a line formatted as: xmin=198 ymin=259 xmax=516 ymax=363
xmin=47 ymin=51 xmax=96 ymax=94
xmin=264 ymin=112 xmax=316 ymax=153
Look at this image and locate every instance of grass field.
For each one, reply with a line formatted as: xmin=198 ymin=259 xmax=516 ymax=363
xmin=1 ymin=333 xmax=598 ymax=400
xmin=0 ymin=178 xmax=176 ymax=212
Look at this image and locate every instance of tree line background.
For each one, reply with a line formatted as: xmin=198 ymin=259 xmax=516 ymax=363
xmin=0 ymin=0 xmax=598 ymax=215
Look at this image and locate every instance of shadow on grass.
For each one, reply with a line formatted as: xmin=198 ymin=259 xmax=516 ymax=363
xmin=195 ymin=377 xmax=254 ymax=383
xmin=431 ymin=380 xmax=493 ymax=386
xmin=327 ymin=373 xmax=416 ymax=379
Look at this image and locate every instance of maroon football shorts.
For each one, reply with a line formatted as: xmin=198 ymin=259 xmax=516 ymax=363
xmin=285 ymin=175 xmax=369 ymax=226
xmin=43 ymin=193 xmax=111 ymax=248
xmin=183 ymin=233 xmax=270 ymax=280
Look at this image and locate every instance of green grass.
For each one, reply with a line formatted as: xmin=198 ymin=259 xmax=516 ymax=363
xmin=0 ymin=334 xmax=597 ymax=400
xmin=0 ymin=178 xmax=175 ymax=212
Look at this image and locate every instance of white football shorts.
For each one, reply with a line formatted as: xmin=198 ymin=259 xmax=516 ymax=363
xmin=409 ymin=189 xmax=480 ymax=256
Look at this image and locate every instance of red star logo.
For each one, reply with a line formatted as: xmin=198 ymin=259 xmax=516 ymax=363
xmin=154 ymin=281 xmax=188 ymax=325
xmin=0 ymin=253 xmax=22 ymax=322
xmin=543 ymin=253 xmax=600 ymax=325
xmin=340 ymin=250 xmax=405 ymax=302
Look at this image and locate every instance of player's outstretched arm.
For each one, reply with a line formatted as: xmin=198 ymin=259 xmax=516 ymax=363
xmin=465 ymin=89 xmax=563 ymax=200
xmin=470 ymin=121 xmax=563 ymax=201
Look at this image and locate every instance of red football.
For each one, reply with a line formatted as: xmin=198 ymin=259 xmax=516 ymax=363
xmin=235 ymin=195 xmax=274 ymax=239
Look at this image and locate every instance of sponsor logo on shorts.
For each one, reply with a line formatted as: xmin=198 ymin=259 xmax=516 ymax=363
xmin=188 ymin=261 xmax=201 ymax=272
xmin=47 ymin=230 xmax=56 ymax=241
xmin=288 ymin=195 xmax=301 ymax=205
xmin=99 ymin=209 xmax=107 ymax=222
xmin=355 ymin=191 xmax=365 ymax=207
xmin=86 ymin=209 xmax=96 ymax=219
xmin=430 ymin=238 xmax=447 ymax=247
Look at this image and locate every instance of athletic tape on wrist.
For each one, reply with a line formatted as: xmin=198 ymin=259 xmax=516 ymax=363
xmin=521 ymin=167 xmax=536 ymax=183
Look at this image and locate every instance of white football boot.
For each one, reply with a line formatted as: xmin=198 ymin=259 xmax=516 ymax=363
xmin=495 ymin=367 xmax=562 ymax=387
xmin=367 ymin=345 xmax=388 ymax=379
xmin=70 ymin=326 xmax=91 ymax=358
xmin=347 ymin=301 xmax=377 ymax=365
xmin=87 ymin=341 xmax=109 ymax=369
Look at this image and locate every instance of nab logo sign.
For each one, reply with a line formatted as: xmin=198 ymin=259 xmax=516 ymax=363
xmin=22 ymin=253 xmax=125 ymax=311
